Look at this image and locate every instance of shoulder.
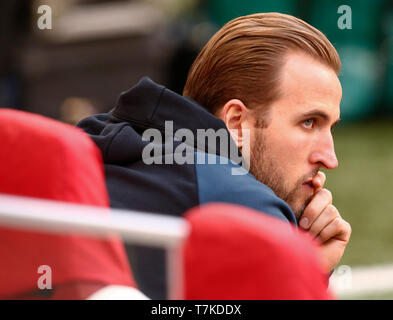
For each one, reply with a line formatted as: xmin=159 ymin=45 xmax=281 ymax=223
xmin=194 ymin=152 xmax=297 ymax=225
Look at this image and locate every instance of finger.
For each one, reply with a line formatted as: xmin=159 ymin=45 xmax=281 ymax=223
xmin=316 ymin=217 xmax=352 ymax=244
xmin=299 ymin=188 xmax=332 ymax=229
xmin=308 ymin=204 xmax=340 ymax=238
xmin=312 ymin=171 xmax=326 ymax=194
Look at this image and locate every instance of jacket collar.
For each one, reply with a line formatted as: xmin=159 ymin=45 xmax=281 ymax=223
xmin=109 ymin=77 xmax=242 ymax=162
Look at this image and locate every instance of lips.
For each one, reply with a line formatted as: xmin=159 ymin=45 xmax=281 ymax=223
xmin=301 ymin=178 xmax=315 ymax=193
xmin=302 ymin=179 xmax=314 ymax=187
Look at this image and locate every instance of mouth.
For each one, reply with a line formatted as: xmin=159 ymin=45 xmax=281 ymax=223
xmin=301 ymin=179 xmax=314 ymax=191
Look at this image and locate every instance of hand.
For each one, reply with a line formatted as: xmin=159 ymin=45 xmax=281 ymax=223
xmin=299 ymin=171 xmax=352 ymax=272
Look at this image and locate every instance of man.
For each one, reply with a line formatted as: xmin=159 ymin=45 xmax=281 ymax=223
xmin=78 ymin=13 xmax=351 ymax=299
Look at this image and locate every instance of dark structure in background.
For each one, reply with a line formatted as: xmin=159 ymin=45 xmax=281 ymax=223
xmin=16 ymin=0 xmax=172 ymax=120
xmin=0 ymin=0 xmax=31 ymax=110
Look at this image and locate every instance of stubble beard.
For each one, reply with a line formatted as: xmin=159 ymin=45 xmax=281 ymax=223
xmin=249 ymin=129 xmax=315 ymax=220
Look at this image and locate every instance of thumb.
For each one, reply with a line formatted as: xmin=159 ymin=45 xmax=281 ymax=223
xmin=312 ymin=171 xmax=326 ymax=194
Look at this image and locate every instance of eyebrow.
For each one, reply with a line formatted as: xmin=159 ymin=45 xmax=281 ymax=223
xmin=300 ymin=109 xmax=341 ymax=128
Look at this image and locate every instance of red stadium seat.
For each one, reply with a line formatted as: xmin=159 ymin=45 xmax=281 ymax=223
xmin=0 ymin=109 xmax=137 ymax=299
xmin=183 ymin=203 xmax=334 ymax=299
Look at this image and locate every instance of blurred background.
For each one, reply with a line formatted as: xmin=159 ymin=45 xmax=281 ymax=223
xmin=1 ymin=0 xmax=392 ymax=299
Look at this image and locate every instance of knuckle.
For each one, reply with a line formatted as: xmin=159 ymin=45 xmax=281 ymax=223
xmin=309 ymin=223 xmax=320 ymax=236
xmin=307 ymin=206 xmax=319 ymax=220
xmin=332 ymin=217 xmax=341 ymax=228
xmin=322 ymin=188 xmax=332 ymax=201
xmin=327 ymin=204 xmax=339 ymax=217
xmin=345 ymin=221 xmax=352 ymax=234
xmin=319 ymin=229 xmax=328 ymax=242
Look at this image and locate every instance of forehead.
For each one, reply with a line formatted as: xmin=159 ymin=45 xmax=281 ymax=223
xmin=275 ymin=52 xmax=342 ymax=120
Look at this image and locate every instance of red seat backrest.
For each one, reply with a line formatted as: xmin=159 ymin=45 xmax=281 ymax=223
xmin=184 ymin=203 xmax=333 ymax=299
xmin=0 ymin=109 xmax=135 ymax=299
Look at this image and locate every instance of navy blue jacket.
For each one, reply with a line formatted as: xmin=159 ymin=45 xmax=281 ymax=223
xmin=78 ymin=77 xmax=297 ymax=298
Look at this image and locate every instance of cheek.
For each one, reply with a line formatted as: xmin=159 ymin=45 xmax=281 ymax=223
xmin=272 ymin=130 xmax=308 ymax=158
xmin=270 ymin=132 xmax=311 ymax=176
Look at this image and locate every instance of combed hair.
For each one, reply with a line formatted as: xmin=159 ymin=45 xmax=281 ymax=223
xmin=183 ymin=13 xmax=341 ymax=118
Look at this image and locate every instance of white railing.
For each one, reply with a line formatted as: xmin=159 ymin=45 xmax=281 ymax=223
xmin=0 ymin=193 xmax=190 ymax=300
xmin=2 ymin=193 xmax=393 ymax=299
xmin=329 ymin=263 xmax=393 ymax=299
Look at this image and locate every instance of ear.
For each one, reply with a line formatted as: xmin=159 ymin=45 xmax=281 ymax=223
xmin=218 ymin=99 xmax=253 ymax=150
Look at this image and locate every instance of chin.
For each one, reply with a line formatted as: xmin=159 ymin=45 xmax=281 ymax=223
xmin=288 ymin=196 xmax=310 ymax=220
xmin=292 ymin=205 xmax=305 ymax=221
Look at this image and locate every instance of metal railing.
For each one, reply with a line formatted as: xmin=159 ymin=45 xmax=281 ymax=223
xmin=2 ymin=193 xmax=392 ymax=299
xmin=0 ymin=193 xmax=190 ymax=299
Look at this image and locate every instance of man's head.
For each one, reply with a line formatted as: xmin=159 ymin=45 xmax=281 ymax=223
xmin=183 ymin=13 xmax=342 ymax=219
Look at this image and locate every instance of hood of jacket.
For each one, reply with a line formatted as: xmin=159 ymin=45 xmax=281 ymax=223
xmin=78 ymin=77 xmax=241 ymax=165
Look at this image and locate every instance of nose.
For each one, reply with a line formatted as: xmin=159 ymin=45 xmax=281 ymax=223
xmin=309 ymin=131 xmax=338 ymax=170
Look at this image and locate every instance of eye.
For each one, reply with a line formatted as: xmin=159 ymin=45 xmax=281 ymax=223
xmin=302 ymin=119 xmax=315 ymax=129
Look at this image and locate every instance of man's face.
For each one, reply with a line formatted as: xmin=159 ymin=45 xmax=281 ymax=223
xmin=249 ymin=52 xmax=342 ymax=220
